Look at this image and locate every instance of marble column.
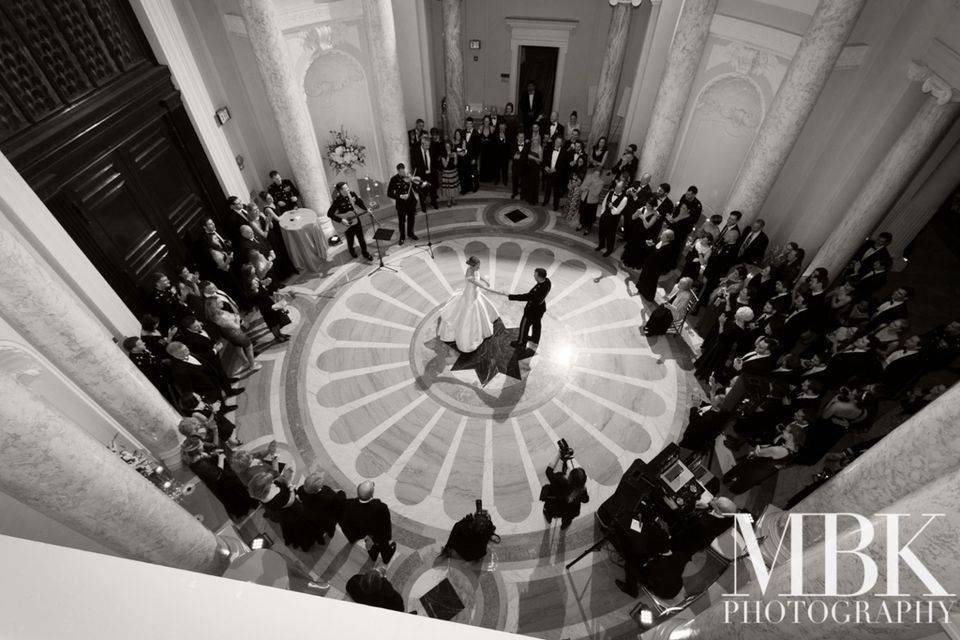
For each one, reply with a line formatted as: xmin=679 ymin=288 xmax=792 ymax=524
xmin=0 ymin=372 xmax=231 ymax=574
xmin=619 ymin=0 xmax=665 ymax=148
xmin=658 ymin=470 xmax=960 ymax=640
xmin=238 ymin=0 xmax=335 ymax=250
xmin=758 ymin=380 xmax=960 ymax=556
xmin=362 ymin=0 xmax=410 ymax=173
xmin=638 ymin=0 xmax=718 ymax=181
xmin=589 ymin=2 xmax=634 ymax=148
xmin=0 ymin=224 xmax=182 ymax=468
xmin=441 ymin=0 xmax=465 ymax=135
xmin=723 ymin=0 xmax=867 ymax=221
xmin=809 ymin=65 xmax=960 ymax=279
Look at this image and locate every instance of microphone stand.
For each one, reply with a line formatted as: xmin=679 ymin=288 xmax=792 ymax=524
xmin=360 ymin=199 xmax=397 ymax=276
xmin=414 ymin=178 xmax=440 ymax=259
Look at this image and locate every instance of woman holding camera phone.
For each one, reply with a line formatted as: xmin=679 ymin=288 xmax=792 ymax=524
xmin=540 ymin=441 xmax=589 ymax=530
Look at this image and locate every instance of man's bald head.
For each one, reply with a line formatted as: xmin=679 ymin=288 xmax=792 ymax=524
xmin=357 ymin=481 xmax=375 ymax=501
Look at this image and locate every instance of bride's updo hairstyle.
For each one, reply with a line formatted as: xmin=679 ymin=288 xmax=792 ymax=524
xmin=466 ymin=256 xmax=480 ymax=267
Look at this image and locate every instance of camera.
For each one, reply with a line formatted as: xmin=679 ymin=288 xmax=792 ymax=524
xmin=475 ymin=499 xmax=487 ymax=517
xmin=557 ymin=438 xmax=574 ymax=461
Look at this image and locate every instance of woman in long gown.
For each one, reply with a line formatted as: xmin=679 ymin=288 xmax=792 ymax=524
xmin=478 ymin=115 xmax=497 ymax=183
xmin=621 ymin=197 xmax=661 ymax=269
xmin=562 ymin=155 xmax=587 ymax=222
xmin=440 ymin=141 xmax=460 ymax=207
xmin=248 ymin=471 xmax=318 ymax=551
xmin=636 ymin=230 xmax=674 ymax=303
xmin=438 ymin=256 xmax=503 ymax=353
xmin=523 ymin=124 xmax=543 ymax=205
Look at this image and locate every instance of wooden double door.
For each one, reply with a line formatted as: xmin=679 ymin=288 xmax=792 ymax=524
xmin=0 ymin=0 xmax=225 ymax=317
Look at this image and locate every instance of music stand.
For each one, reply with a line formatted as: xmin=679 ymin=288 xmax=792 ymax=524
xmin=369 ymin=227 xmax=397 ymax=276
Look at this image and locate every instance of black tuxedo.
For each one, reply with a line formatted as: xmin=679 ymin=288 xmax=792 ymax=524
xmin=881 ymin=350 xmax=924 ymax=393
xmin=148 ymin=287 xmax=191 ymax=333
xmin=825 ymin=350 xmax=881 ymax=386
xmin=679 ymin=402 xmax=729 ymax=452
xmin=407 ymin=127 xmax=427 ymax=147
xmin=611 ymin=156 xmax=639 ymax=182
xmin=493 ymin=133 xmax=510 ymax=184
xmin=868 ymin=300 xmax=908 ymax=330
xmin=544 ymin=121 xmax=565 ymax=141
xmin=327 ymin=192 xmax=371 ymax=258
xmin=541 ymin=143 xmax=564 ymax=210
xmin=411 ymin=145 xmax=438 ymax=208
xmin=176 ymin=328 xmax=221 ymax=366
xmin=509 ymin=278 xmax=552 ymax=346
xmin=854 ymin=269 xmax=888 ymax=298
xmin=339 ymin=497 xmax=394 ymax=562
xmin=510 ymin=140 xmax=528 ymax=197
xmin=168 ymin=353 xmax=230 ymax=402
xmin=851 ymin=240 xmax=892 ymax=276
xmin=387 ymin=174 xmax=421 ymax=242
xmin=737 ymin=230 xmax=769 ymax=265
xmin=519 ymin=90 xmax=544 ymax=128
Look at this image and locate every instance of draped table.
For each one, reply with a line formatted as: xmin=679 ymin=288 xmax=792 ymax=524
xmin=278 ymin=207 xmax=325 ymax=272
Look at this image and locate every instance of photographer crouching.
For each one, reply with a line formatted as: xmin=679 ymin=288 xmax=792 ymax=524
xmin=441 ymin=499 xmax=500 ymax=562
xmin=539 ymin=439 xmax=589 ymax=530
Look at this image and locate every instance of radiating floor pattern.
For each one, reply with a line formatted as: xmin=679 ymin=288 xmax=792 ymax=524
xmin=233 ymin=197 xmax=702 ymax=639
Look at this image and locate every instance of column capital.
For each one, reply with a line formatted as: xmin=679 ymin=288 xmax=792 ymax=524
xmin=907 ymin=60 xmax=958 ymax=104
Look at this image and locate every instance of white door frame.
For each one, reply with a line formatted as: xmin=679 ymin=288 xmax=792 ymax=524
xmin=507 ymin=18 xmax=578 ymax=116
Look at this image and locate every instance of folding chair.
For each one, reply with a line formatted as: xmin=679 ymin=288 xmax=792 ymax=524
xmin=667 ymin=292 xmax=699 ymax=335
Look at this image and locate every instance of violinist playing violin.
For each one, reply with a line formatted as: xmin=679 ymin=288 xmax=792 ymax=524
xmin=387 ymin=163 xmax=423 ymax=246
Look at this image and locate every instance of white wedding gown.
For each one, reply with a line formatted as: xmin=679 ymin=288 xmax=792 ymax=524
xmin=438 ymin=270 xmax=501 ymax=352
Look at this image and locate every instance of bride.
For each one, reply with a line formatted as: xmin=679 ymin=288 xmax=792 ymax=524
xmin=438 ymin=256 xmax=504 ymax=352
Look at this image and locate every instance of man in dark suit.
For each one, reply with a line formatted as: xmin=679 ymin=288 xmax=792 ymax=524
xmin=519 ymin=81 xmax=544 ymax=133
xmin=737 ymin=219 xmax=769 ymax=266
xmin=848 ymin=232 xmax=893 ymax=277
xmin=665 ymin=185 xmax=702 ymax=255
xmin=825 ymin=335 xmax=882 ymax=387
xmin=148 ymin=273 xmax=191 ymax=334
xmin=327 ymin=182 xmax=373 ymax=261
xmin=176 ymin=315 xmax=236 ymax=384
xmin=494 ymin=122 xmax=511 ymax=186
xmin=867 ymin=287 xmax=912 ymax=330
xmin=541 ymin=135 xmax=565 ymax=211
xmin=610 ymin=145 xmax=639 ymax=182
xmin=654 ymin=183 xmax=674 ymax=219
xmin=507 ymin=268 xmax=552 ymax=352
xmin=463 ymin=118 xmax=481 ymax=193
xmin=387 ymin=163 xmax=421 ymax=246
xmin=266 ymin=171 xmax=301 ymax=213
xmin=411 ymin=138 xmax=438 ymax=210
xmin=510 ymin=131 xmax=528 ymax=199
xmin=722 ymin=337 xmax=778 ymax=408
xmin=880 ymin=335 xmax=925 ymax=394
xmin=544 ymin=111 xmax=564 ymax=141
xmin=339 ymin=481 xmax=397 ymax=564
xmin=853 ymin=259 xmax=889 ymax=298
xmin=166 ymin=341 xmax=241 ymax=402
xmin=678 ymin=393 xmax=730 ymax=452
xmin=407 ymin=118 xmax=426 ymax=148
xmin=123 ymin=336 xmax=174 ymax=403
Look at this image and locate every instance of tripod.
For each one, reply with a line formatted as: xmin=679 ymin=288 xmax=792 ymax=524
xmin=415 ymin=202 xmax=440 ymax=259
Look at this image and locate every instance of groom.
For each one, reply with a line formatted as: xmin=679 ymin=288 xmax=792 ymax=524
xmin=507 ymin=268 xmax=551 ymax=352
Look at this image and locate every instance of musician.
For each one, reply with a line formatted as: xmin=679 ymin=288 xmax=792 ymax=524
xmin=386 ymin=163 xmax=421 ymax=246
xmin=412 ymin=137 xmax=439 ymax=209
xmin=327 ymin=182 xmax=373 ymax=262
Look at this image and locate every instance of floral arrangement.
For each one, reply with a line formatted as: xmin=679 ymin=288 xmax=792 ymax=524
xmin=326 ymin=127 xmax=366 ymax=173
xmin=108 ymin=436 xmax=184 ymax=502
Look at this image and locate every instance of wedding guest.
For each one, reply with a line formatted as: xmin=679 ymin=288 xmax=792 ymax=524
xmin=495 ymin=121 xmax=511 ymax=186
xmin=296 ymin=468 xmax=346 ymax=545
xmin=589 ymin=136 xmax=609 ymax=171
xmin=339 ymin=481 xmax=397 ymax=563
xmin=610 ymin=145 xmax=638 ymax=182
xmin=255 ymin=193 xmax=297 ymax=278
xmin=180 ymin=437 xmax=255 ymax=519
xmin=201 ymin=280 xmax=259 ymax=374
xmin=122 ymin=336 xmax=173 ymax=402
xmin=644 ymin=276 xmax=696 ymax=336
xmin=846 ymin=232 xmax=893 ymax=278
xmin=636 ymin=229 xmax=675 ymax=303
xmin=412 ymin=137 xmax=439 ymax=209
xmin=440 ymin=141 xmax=460 ymax=207
xmin=346 ymin=568 xmax=404 ymax=612
xmin=502 ymin=102 xmax=520 ymax=140
xmin=678 ymin=392 xmax=730 ymax=452
xmin=176 ymin=315 xmax=234 ymax=383
xmin=519 ymin=82 xmax=544 ymax=132
xmin=566 ymin=110 xmax=581 ymax=137
xmin=463 ymin=117 xmax=481 ymax=192
xmin=248 ymin=471 xmax=317 ymax=551
xmin=266 ymin=171 xmax=301 ymax=213
xmin=665 ymin=186 xmax=703 ymax=260
xmin=596 ymin=179 xmax=629 ymax=257
xmin=680 ymin=232 xmax=713 ymax=283
xmin=562 ymin=155 xmax=587 ymax=223
xmin=166 ymin=341 xmax=241 ymax=403
xmin=577 ymin=168 xmax=604 ymax=235
xmin=542 ymin=134 xmax=565 ymax=211
xmin=737 ymin=219 xmax=769 ymax=266
xmin=407 ymin=118 xmax=426 ymax=147
xmin=544 ymin=111 xmax=564 ymax=141
xmin=240 ymin=267 xmax=290 ymax=343
xmin=478 ymin=114 xmax=497 ymax=183
xmin=510 ymin=131 xmax=528 ymax=200
xmin=695 ymin=306 xmax=754 ymax=380
xmin=523 ymin=125 xmax=543 ymax=205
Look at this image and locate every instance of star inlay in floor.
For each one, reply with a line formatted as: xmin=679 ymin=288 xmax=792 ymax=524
xmin=447 ymin=318 xmax=524 ymax=386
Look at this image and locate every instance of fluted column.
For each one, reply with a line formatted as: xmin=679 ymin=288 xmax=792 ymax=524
xmin=589 ymin=2 xmax=634 ymax=148
xmin=758 ymin=381 xmax=960 ymax=556
xmin=658 ymin=470 xmax=960 ymax=640
xmin=809 ymin=64 xmax=960 ymax=279
xmin=238 ymin=0 xmax=335 ymax=251
xmin=441 ymin=0 xmax=465 ymax=135
xmin=362 ymin=0 xmax=410 ymax=174
xmin=0 ymin=373 xmax=230 ymax=574
xmin=0 ymin=225 xmax=182 ymax=468
xmin=639 ymin=0 xmax=718 ymax=180
xmin=723 ymin=0 xmax=867 ymax=220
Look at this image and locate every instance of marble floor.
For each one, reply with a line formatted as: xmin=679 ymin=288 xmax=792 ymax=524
xmin=223 ymin=195 xmax=708 ymax=639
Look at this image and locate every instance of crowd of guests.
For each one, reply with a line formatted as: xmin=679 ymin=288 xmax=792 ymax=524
xmin=660 ymin=226 xmax=960 ymax=495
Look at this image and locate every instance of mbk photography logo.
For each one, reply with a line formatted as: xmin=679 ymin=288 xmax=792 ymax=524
xmin=723 ymin=513 xmax=954 ymax=625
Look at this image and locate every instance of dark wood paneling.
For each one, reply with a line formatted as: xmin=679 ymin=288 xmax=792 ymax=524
xmin=0 ymin=0 xmax=225 ymax=318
